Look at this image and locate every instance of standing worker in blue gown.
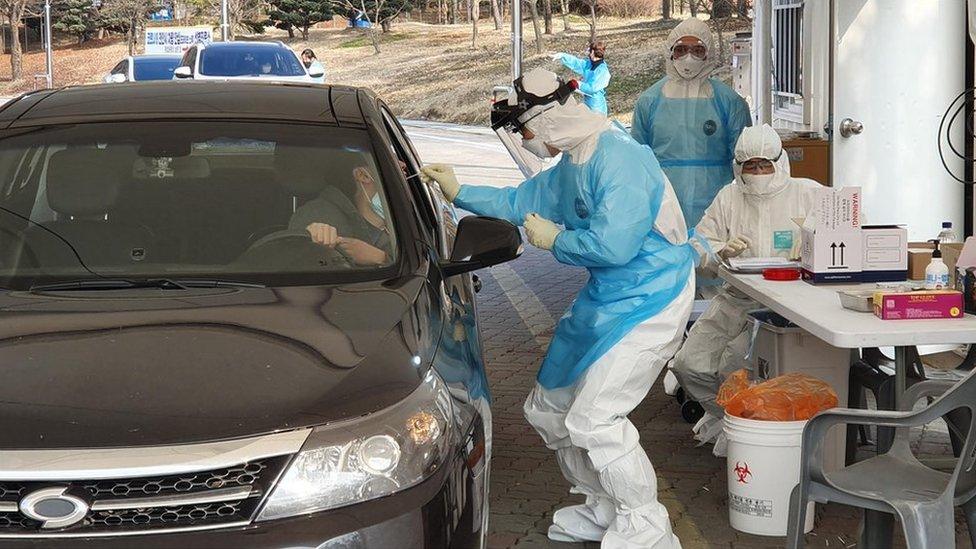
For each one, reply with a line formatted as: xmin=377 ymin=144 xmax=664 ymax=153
xmin=552 ymin=41 xmax=611 ymax=115
xmin=631 ymin=17 xmax=751 ymax=230
xmin=423 ymin=67 xmax=695 ymax=549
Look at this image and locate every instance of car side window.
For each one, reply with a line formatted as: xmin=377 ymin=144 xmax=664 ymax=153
xmin=380 ymin=106 xmax=458 ymax=257
xmin=111 ymin=62 xmax=127 ymax=75
xmin=181 ymin=48 xmax=197 ymax=73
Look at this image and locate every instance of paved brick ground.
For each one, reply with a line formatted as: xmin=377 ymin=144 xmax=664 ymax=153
xmin=475 ymin=246 xmax=972 ymax=549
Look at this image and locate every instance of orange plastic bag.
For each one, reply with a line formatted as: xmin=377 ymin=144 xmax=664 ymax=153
xmin=717 ymin=370 xmax=838 ymax=421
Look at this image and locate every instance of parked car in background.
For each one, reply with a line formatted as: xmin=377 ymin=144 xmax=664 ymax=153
xmin=0 ymin=81 xmax=516 ymax=547
xmin=174 ymin=41 xmax=325 ymax=83
xmin=103 ymin=54 xmax=182 ymax=83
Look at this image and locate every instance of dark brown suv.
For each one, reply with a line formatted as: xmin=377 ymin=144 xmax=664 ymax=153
xmin=0 ymin=81 xmax=520 ymax=547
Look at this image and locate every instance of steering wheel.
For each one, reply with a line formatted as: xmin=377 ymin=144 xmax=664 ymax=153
xmin=245 ymin=224 xmax=288 ymax=249
xmin=237 ymin=229 xmax=353 ymax=270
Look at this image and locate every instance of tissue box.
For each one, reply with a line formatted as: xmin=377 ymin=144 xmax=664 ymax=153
xmin=800 ymin=187 xmax=862 ymax=283
xmin=873 ymin=290 xmax=964 ymax=320
xmin=861 ymin=225 xmax=907 ymax=282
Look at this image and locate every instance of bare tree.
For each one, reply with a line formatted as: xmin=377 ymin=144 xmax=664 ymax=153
xmin=525 ymin=0 xmax=542 ymax=53
xmin=489 ymin=0 xmax=501 ymax=29
xmin=582 ymin=0 xmax=597 ymax=41
xmin=207 ymin=0 xmax=263 ymax=38
xmin=560 ymin=0 xmax=568 ymax=31
xmin=542 ymin=0 xmax=551 ymax=34
xmin=469 ymin=0 xmax=478 ymax=46
xmin=1 ymin=0 xmax=30 ymax=80
xmin=661 ymin=0 xmax=670 ymax=19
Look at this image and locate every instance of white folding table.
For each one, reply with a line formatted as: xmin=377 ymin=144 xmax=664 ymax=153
xmin=719 ymin=268 xmax=976 ymax=408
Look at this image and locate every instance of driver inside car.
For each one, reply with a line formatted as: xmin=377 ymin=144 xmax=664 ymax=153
xmin=289 ymin=166 xmax=392 ymax=266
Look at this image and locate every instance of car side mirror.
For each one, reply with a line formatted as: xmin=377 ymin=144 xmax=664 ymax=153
xmin=308 ymin=67 xmax=325 ymax=78
xmin=173 ymin=66 xmax=193 ymax=79
xmin=440 ymin=216 xmax=522 ymax=277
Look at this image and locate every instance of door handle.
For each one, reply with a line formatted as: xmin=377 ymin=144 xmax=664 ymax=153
xmin=839 ymin=118 xmax=864 ymax=138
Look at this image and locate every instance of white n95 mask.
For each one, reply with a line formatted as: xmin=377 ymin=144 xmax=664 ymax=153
xmin=740 ymin=173 xmax=777 ymax=195
xmin=673 ymin=56 xmax=706 ymax=79
xmin=522 ymin=136 xmax=556 ymax=159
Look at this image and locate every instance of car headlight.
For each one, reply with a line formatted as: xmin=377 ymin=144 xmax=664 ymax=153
xmin=257 ymin=371 xmax=454 ymax=521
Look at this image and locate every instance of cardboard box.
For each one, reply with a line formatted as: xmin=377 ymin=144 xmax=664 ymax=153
xmin=861 ymin=225 xmax=907 ymax=282
xmin=907 ymin=241 xmax=964 ymax=284
xmin=800 ymin=187 xmax=862 ymax=283
xmin=873 ymin=290 xmax=964 ymax=320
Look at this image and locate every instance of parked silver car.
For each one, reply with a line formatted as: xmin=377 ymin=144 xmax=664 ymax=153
xmin=103 ymin=54 xmax=183 ymax=83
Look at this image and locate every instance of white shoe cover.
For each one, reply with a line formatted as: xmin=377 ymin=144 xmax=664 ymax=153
xmin=547 ymin=498 xmax=615 ymax=542
xmin=663 ymin=369 xmax=680 ymax=396
xmin=598 ymin=449 xmax=682 ymax=549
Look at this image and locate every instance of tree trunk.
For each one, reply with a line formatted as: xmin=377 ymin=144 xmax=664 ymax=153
xmin=8 ymin=5 xmax=23 ymax=80
xmin=489 ymin=0 xmax=501 ymax=30
xmin=526 ymin=0 xmax=543 ymax=53
xmin=736 ymin=0 xmax=746 ymax=16
xmin=712 ymin=0 xmax=732 ymax=18
xmin=542 ymin=0 xmax=551 ymax=34
xmin=470 ymin=0 xmax=478 ymax=47
xmin=560 ymin=0 xmax=568 ymax=31
xmin=661 ymin=0 xmax=670 ymax=19
xmin=301 ymin=26 xmax=309 ymax=39
xmin=587 ymin=1 xmax=596 ymax=42
xmin=689 ymin=0 xmax=698 ymax=17
xmin=381 ymin=19 xmax=392 ymax=32
xmin=367 ymin=28 xmax=381 ymax=53
xmin=451 ymin=0 xmax=458 ymax=23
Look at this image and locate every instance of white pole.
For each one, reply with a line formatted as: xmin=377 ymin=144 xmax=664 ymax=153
xmin=220 ymin=0 xmax=229 ymax=40
xmin=43 ymin=0 xmax=52 ymax=88
xmin=511 ymin=0 xmax=522 ymax=79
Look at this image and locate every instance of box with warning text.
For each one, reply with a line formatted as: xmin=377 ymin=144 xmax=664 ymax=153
xmin=800 ymin=187 xmax=862 ymax=283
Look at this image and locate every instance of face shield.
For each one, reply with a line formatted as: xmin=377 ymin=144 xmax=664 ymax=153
xmin=490 ymin=73 xmax=578 ymax=177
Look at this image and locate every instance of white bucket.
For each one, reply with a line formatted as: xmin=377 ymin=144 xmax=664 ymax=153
xmin=724 ymin=414 xmax=815 ymax=536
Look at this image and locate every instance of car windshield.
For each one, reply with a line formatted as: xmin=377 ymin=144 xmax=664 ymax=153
xmin=199 ymin=46 xmax=306 ymax=77
xmin=133 ymin=57 xmax=181 ymax=81
xmin=0 ymin=122 xmax=399 ymax=290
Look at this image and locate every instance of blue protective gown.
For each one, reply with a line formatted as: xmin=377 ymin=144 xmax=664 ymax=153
xmin=630 ymin=77 xmax=751 ymax=229
xmin=558 ymin=54 xmax=611 ymax=115
xmin=455 ymin=129 xmax=697 ymax=389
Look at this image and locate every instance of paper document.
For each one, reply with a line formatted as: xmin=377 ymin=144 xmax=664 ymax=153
xmin=726 ymin=257 xmax=799 ymax=272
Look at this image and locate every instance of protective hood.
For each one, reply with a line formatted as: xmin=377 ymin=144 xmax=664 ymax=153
xmin=518 ymin=68 xmax=610 ymax=164
xmin=664 ymin=18 xmax=716 ymax=99
xmin=732 ymin=124 xmax=791 ymax=197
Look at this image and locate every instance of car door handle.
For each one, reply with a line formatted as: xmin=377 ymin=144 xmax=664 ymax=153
xmin=472 ymin=275 xmax=482 ymax=293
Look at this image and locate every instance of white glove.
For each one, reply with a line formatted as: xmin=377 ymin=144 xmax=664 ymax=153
xmin=524 ymin=213 xmax=561 ymax=251
xmin=421 ymin=164 xmax=460 ymax=202
xmin=719 ymin=236 xmax=751 ymax=259
xmin=550 ymin=53 xmax=564 ymax=61
xmin=789 ymin=238 xmax=802 ymax=261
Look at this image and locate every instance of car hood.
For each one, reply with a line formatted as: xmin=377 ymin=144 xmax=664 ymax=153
xmin=0 ymin=276 xmax=440 ymax=449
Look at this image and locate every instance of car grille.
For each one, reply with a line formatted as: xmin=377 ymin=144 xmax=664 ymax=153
xmin=0 ymin=455 xmax=289 ymax=536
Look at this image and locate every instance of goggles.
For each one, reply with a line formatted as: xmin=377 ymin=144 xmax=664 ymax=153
xmin=671 ymin=43 xmax=707 ymax=59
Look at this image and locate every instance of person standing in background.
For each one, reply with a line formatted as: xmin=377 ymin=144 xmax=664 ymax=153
xmin=630 ymin=18 xmax=751 ymax=231
xmin=552 ymin=41 xmax=611 ymax=115
xmin=300 ymin=48 xmax=326 ymax=83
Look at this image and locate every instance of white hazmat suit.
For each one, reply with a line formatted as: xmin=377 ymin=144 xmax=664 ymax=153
xmin=671 ymin=125 xmax=822 ymax=452
xmin=424 ymin=68 xmax=694 ymax=548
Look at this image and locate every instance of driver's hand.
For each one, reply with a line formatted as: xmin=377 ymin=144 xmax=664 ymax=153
xmin=306 ymin=223 xmax=340 ymax=247
xmin=337 ymin=237 xmax=388 ymax=266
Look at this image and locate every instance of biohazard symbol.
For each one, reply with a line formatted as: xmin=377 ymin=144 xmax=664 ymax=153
xmin=733 ymin=461 xmax=752 ymax=484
